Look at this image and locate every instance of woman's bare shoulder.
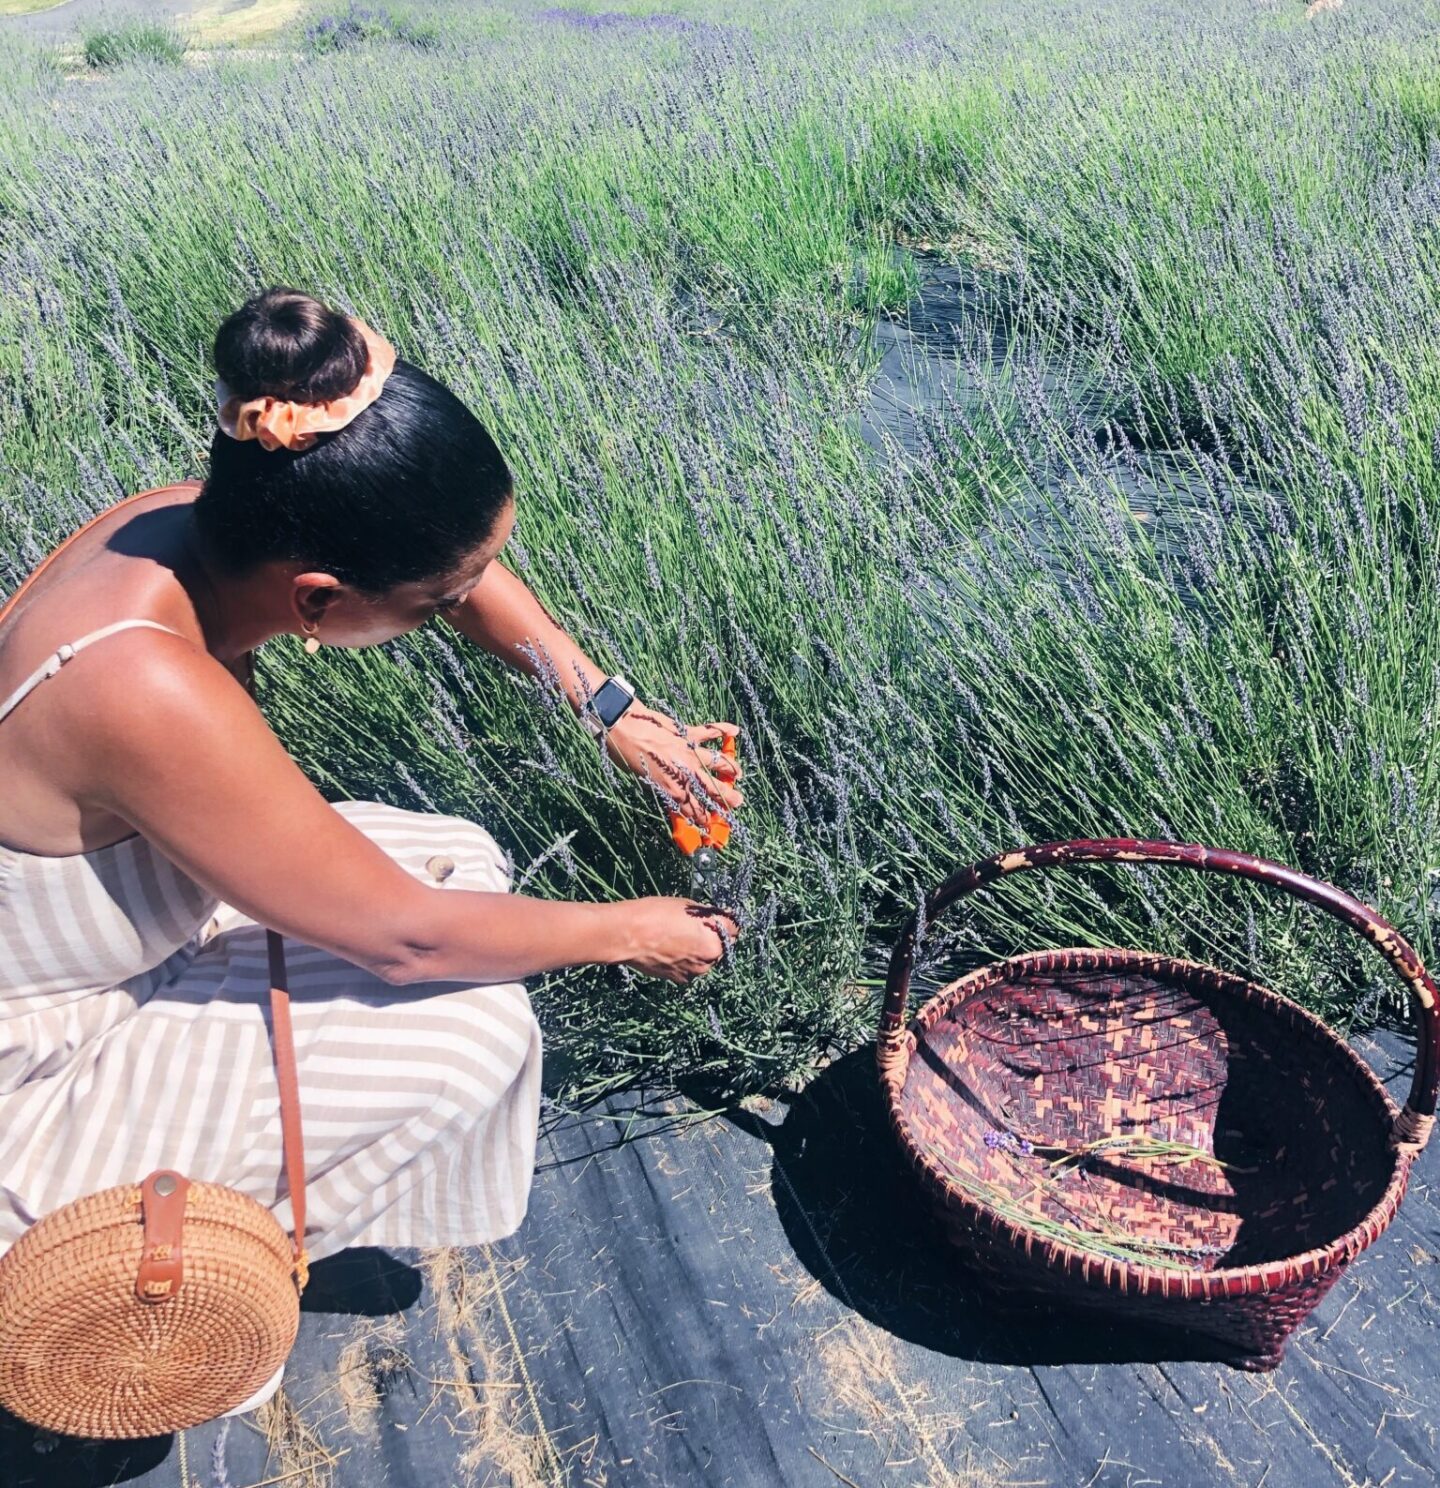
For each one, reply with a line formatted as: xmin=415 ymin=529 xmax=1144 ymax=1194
xmin=1 ymin=625 xmax=256 ymax=850
xmin=1 ymin=481 xmax=202 ymax=620
xmin=74 ymin=628 xmax=263 ymax=769
xmin=0 ymin=483 xmax=205 ymax=674
xmin=0 ymin=483 xmax=223 ymax=853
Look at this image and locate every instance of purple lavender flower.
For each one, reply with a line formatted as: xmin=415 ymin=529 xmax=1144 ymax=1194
xmin=535 ymin=8 xmax=730 ymax=40
xmin=983 ymin=1128 xmax=1034 ymax=1155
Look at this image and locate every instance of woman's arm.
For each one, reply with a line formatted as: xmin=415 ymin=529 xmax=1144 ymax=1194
xmin=75 ymin=633 xmax=734 ymax=986
xmin=443 ymin=561 xmax=744 ymax=825
xmin=443 ymin=559 xmax=605 ymax=716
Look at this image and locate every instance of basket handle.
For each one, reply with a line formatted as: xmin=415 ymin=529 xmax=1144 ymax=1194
xmin=878 ymin=838 xmax=1438 ymax=1152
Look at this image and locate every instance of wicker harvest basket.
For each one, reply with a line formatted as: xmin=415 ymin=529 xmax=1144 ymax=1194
xmin=877 ymin=839 xmax=1438 ymax=1371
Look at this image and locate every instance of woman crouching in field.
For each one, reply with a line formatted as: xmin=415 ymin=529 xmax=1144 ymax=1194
xmin=0 ymin=287 xmax=742 ymax=1409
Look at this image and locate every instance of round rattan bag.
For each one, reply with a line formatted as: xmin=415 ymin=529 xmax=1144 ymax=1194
xmin=0 ymin=930 xmax=310 ymax=1438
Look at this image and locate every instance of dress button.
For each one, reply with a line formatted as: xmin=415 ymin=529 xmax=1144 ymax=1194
xmin=425 ymin=855 xmax=456 ymax=884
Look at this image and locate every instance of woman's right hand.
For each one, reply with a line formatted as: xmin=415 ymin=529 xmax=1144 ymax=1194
xmin=613 ymin=897 xmax=741 ymax=985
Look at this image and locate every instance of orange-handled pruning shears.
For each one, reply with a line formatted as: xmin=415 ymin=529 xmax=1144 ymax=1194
xmin=669 ymin=732 xmax=737 ymax=897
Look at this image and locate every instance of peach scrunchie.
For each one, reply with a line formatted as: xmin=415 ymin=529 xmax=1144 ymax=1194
xmin=215 ymin=316 xmax=397 ymax=453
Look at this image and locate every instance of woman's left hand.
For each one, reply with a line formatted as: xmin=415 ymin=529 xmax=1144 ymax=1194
xmin=604 ymin=707 xmax=744 ymax=828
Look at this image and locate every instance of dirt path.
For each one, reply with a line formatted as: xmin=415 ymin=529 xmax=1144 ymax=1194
xmin=3 ymin=0 xmax=250 ymax=40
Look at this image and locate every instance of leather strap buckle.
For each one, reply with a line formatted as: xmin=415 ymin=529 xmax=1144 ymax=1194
xmin=135 ymin=1169 xmax=190 ymax=1303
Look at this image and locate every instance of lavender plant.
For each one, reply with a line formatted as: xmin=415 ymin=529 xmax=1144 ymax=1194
xmin=3 ymin=0 xmax=1438 ymax=1101
xmin=303 ymin=4 xmax=442 ymax=54
xmin=80 ymin=18 xmax=188 ymax=68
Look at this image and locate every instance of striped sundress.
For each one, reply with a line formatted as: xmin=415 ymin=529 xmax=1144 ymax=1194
xmin=0 ymin=619 xmax=543 ymax=1262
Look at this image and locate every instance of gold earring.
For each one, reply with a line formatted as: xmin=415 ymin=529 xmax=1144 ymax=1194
xmin=301 ymin=622 xmax=321 ymax=656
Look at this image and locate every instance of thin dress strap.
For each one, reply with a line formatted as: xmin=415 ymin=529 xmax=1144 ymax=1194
xmin=0 ymin=620 xmax=186 ymax=726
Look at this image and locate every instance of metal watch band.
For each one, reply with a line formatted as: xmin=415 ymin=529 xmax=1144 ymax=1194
xmin=585 ymin=675 xmax=635 ymax=734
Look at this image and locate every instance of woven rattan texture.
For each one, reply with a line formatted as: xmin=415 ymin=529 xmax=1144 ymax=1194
xmin=883 ymin=949 xmax=1415 ymax=1369
xmin=0 ymin=1180 xmax=300 ymax=1436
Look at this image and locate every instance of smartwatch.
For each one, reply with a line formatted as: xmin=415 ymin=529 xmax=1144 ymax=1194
xmin=583 ymin=675 xmax=635 ymax=736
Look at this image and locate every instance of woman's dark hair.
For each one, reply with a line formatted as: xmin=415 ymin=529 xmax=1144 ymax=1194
xmin=196 ymin=287 xmax=512 ymax=594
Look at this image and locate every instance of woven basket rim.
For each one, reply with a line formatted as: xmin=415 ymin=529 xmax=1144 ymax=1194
xmin=882 ymin=945 xmax=1413 ymax=1298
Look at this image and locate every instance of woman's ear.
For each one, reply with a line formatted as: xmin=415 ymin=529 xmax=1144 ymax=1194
xmin=292 ymin=571 xmax=345 ymax=626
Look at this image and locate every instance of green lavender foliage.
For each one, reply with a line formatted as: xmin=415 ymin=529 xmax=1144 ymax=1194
xmin=4 ymin=0 xmax=1440 ymax=1101
xmin=80 ymin=19 xmax=188 ymax=68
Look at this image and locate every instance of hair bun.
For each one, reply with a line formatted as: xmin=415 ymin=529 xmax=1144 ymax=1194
xmin=213 ymin=287 xmax=369 ymax=403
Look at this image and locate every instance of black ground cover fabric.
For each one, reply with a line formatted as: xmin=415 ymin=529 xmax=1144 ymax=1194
xmin=3 ymin=1022 xmax=1437 ymax=1487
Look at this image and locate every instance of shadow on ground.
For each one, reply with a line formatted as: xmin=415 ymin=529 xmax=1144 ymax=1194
xmin=727 ymin=1043 xmax=1241 ymax=1368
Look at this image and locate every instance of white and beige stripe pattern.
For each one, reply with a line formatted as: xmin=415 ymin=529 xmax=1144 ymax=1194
xmin=0 ymin=626 xmax=543 ymax=1261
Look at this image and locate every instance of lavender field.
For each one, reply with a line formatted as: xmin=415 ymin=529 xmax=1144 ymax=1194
xmin=4 ymin=0 xmax=1440 ymax=1103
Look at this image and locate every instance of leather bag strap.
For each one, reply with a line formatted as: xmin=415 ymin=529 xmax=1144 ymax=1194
xmin=266 ymin=928 xmax=309 ymax=1292
xmin=245 ymin=642 xmax=307 ymax=1288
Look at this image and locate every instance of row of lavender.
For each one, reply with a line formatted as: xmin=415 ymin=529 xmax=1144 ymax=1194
xmin=2 ymin=0 xmax=1438 ymax=1099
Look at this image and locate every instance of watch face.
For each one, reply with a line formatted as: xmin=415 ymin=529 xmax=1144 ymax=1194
xmin=592 ymin=678 xmax=634 ymax=728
